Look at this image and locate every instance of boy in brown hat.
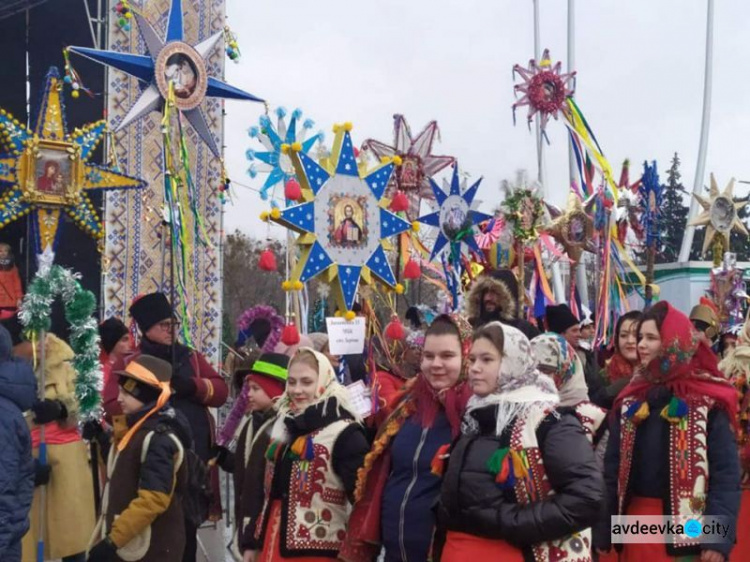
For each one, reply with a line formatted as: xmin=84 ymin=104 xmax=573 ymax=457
xmin=87 ymin=355 xmax=191 ymax=562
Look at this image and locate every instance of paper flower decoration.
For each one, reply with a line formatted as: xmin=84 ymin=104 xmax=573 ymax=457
xmin=69 ymin=0 xmax=262 ymax=157
xmin=543 ymin=193 xmax=595 ymax=263
xmin=689 ymin=174 xmax=748 ymax=258
xmin=501 ymin=173 xmax=544 ymax=242
xmin=0 ymin=67 xmax=144 ymax=254
xmin=269 ymin=124 xmax=412 ymax=313
xmin=362 ymin=115 xmax=454 ymax=219
xmin=417 ymin=164 xmax=492 ymax=270
xmin=513 ymin=49 xmax=575 ymax=134
xmin=246 ymin=108 xmax=322 ymax=201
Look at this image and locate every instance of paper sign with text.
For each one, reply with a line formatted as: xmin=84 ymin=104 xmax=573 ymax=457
xmin=346 ymin=380 xmax=372 ymax=418
xmin=325 ymin=317 xmax=366 ymax=355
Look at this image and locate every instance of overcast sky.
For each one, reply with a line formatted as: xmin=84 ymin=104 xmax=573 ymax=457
xmin=220 ymin=0 xmax=748 ymax=240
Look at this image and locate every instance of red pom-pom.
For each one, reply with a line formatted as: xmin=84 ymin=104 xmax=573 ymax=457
xmin=353 ymin=147 xmax=360 ymax=158
xmin=403 ymin=258 xmax=421 ymax=280
xmin=384 ymin=315 xmax=405 ymax=341
xmin=390 ymin=191 xmax=410 ymax=213
xmin=259 ymin=249 xmax=277 ymax=271
xmin=284 ymin=178 xmax=302 ymax=201
xmin=281 ymin=323 xmax=300 ymax=346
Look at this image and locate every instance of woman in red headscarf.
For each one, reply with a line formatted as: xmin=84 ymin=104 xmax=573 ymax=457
xmin=596 ymin=301 xmax=740 ymax=562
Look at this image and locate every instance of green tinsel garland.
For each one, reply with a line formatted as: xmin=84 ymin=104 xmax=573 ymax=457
xmin=501 ymin=188 xmax=544 ymax=242
xmin=18 ymin=265 xmax=102 ymax=421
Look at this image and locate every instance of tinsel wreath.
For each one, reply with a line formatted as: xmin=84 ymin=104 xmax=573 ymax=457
xmin=18 ymin=265 xmax=103 ymax=420
xmin=501 ymin=188 xmax=544 ymax=242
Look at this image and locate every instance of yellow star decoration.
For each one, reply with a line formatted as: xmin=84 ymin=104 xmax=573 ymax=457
xmin=543 ymin=193 xmax=595 ymax=263
xmin=689 ymin=174 xmax=748 ymax=259
xmin=0 ymin=67 xmax=145 ymax=253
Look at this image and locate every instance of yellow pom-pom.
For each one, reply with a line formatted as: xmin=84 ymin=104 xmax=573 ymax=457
xmin=392 ymin=155 xmax=403 ymax=166
xmin=293 ymin=280 xmax=304 ymax=291
xmin=291 ymin=142 xmax=302 ymax=152
xmin=260 ymin=211 xmax=270 ymax=221
xmin=282 ymin=280 xmax=292 ymax=291
xmin=229 ymin=41 xmax=238 ymax=49
xmin=345 ymin=310 xmax=356 ymax=321
xmin=395 ymin=283 xmax=405 ymax=294
xmin=334 ymin=310 xmax=342 ymax=318
xmin=280 ymin=144 xmax=290 ymax=154
xmin=332 ymin=124 xmax=341 ymax=133
xmin=343 ymin=122 xmax=353 ymax=132
xmin=71 ymin=90 xmax=80 ymax=99
xmin=380 ymin=156 xmax=390 ymax=164
xmin=270 ymin=207 xmax=281 ymax=220
xmin=125 ymin=11 xmax=132 ymax=18
xmin=411 ymin=221 xmax=420 ymax=232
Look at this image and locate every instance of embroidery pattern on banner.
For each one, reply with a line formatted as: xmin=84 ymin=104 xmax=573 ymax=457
xmin=103 ymin=0 xmax=224 ymax=365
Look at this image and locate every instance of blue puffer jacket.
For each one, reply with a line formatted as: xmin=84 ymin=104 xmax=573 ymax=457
xmin=0 ymin=323 xmax=37 ymax=559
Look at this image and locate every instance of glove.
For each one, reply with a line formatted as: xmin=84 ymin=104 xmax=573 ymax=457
xmin=87 ymin=537 xmax=117 ymax=562
xmin=31 ymin=399 xmax=67 ymax=424
xmin=171 ymin=376 xmax=197 ymax=398
xmin=212 ymin=444 xmax=234 ymax=472
xmin=82 ymin=420 xmax=104 ymax=441
xmin=34 ymin=461 xmax=51 ymax=486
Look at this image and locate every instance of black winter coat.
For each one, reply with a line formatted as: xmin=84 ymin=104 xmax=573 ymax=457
xmin=598 ymin=387 xmax=740 ymax=558
xmin=439 ymin=405 xmax=603 ymax=554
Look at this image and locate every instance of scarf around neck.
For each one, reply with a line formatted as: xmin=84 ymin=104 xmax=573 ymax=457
xmin=530 ymin=333 xmax=589 ymax=407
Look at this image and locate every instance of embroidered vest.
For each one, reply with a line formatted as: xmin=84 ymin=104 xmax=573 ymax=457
xmin=617 ymin=396 xmax=712 ymax=551
xmin=510 ymin=407 xmax=593 ymax=562
xmin=573 ymin=402 xmax=607 ymax=445
xmin=256 ymin=419 xmax=353 ymax=556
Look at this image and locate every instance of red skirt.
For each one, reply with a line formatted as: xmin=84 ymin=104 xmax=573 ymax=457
xmin=619 ymin=497 xmax=697 ymax=562
xmin=733 ymin=490 xmax=750 ymax=560
xmin=441 ymin=530 xmax=524 ymax=561
xmin=258 ymin=500 xmax=337 ymax=562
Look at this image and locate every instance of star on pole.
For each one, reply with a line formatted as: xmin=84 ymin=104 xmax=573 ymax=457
xmin=69 ymin=0 xmax=262 ymax=157
xmin=543 ymin=193 xmax=595 ymax=263
xmin=689 ymin=174 xmax=748 ymax=257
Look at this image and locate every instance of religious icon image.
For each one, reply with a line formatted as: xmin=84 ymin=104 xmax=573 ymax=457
xmin=520 ymin=196 xmax=536 ymax=231
xmin=330 ymin=197 xmax=367 ymax=248
xmin=440 ymin=195 xmax=472 ymax=242
xmin=35 ymin=150 xmax=70 ymax=195
xmin=398 ymin=156 xmax=420 ymax=191
xmin=710 ymin=196 xmax=735 ymax=233
xmin=165 ymin=53 xmax=198 ymax=99
xmin=568 ymin=215 xmax=586 ymax=244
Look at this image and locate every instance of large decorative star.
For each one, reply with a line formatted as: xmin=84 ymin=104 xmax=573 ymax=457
xmin=689 ymin=174 xmax=748 ymax=257
xmin=417 ymin=165 xmax=492 ymax=271
xmin=513 ymin=49 xmax=575 ymax=135
xmin=247 ymin=107 xmax=322 ymax=201
xmin=362 ymin=115 xmax=454 ymax=219
xmin=69 ymin=0 xmax=262 ymax=157
xmin=269 ymin=124 xmax=412 ymax=313
xmin=543 ymin=193 xmax=595 ymax=263
xmin=0 ymin=67 xmax=145 ymax=254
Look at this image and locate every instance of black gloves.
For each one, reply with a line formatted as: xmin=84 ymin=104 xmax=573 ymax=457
xmin=171 ymin=376 xmax=197 ymax=398
xmin=87 ymin=537 xmax=117 ymax=562
xmin=34 ymin=460 xmax=51 ymax=486
xmin=212 ymin=444 xmax=235 ymax=472
xmin=31 ymin=399 xmax=68 ymax=424
xmin=82 ymin=420 xmax=104 ymax=441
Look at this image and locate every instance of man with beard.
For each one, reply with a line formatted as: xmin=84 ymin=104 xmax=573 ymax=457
xmin=0 ymin=244 xmax=22 ymax=321
xmin=102 ymin=292 xmax=228 ymax=562
xmin=466 ymin=268 xmax=540 ymax=340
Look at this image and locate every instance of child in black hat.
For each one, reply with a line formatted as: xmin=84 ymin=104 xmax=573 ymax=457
xmin=87 ymin=355 xmax=192 ymax=562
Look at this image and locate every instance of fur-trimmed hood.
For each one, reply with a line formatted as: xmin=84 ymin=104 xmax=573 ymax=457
xmin=466 ymin=275 xmax=517 ymax=324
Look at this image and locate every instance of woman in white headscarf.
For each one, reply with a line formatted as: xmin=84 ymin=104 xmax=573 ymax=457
xmin=251 ymin=348 xmax=369 ymax=562
xmin=531 ymin=333 xmax=607 ymax=446
xmin=438 ymin=322 xmax=603 ymax=561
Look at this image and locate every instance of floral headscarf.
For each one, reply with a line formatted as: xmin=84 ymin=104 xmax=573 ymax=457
xmin=531 ymin=333 xmax=589 ymax=407
xmin=464 ymin=322 xmax=558 ymax=436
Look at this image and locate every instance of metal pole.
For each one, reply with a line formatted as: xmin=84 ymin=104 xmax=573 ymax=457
xmin=36 ymin=331 xmax=47 ymax=562
xmin=567 ymin=0 xmax=589 ymax=308
xmin=532 ymin=0 xmax=566 ymax=303
xmin=679 ymin=0 xmax=714 ymax=262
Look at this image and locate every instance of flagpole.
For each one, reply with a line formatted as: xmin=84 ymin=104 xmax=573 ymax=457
xmin=533 ymin=0 xmax=566 ymax=303
xmin=679 ymin=0 xmax=714 ymax=262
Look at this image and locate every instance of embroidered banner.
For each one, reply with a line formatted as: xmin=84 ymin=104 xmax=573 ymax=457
xmin=103 ymin=0 xmax=224 ymax=365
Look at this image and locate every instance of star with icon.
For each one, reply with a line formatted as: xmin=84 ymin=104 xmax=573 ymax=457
xmin=689 ymin=174 xmax=748 ymax=257
xmin=0 ymin=67 xmax=145 ymax=254
xmin=268 ymin=123 xmax=412 ymax=313
xmin=69 ymin=0 xmax=262 ymax=157
xmin=543 ymin=193 xmax=595 ymax=263
xmin=417 ymin=165 xmax=492 ymax=271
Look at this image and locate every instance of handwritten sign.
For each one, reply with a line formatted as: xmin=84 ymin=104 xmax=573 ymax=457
xmin=325 ymin=316 xmax=366 ymax=355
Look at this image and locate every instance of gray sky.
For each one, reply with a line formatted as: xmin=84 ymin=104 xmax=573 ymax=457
xmin=221 ymin=0 xmax=748 ymax=240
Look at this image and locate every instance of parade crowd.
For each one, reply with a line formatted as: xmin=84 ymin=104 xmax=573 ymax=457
xmin=1 ymin=267 xmax=748 ymax=562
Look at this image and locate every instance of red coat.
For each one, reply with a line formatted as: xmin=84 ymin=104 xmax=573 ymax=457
xmin=0 ymin=267 xmax=23 ymax=310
